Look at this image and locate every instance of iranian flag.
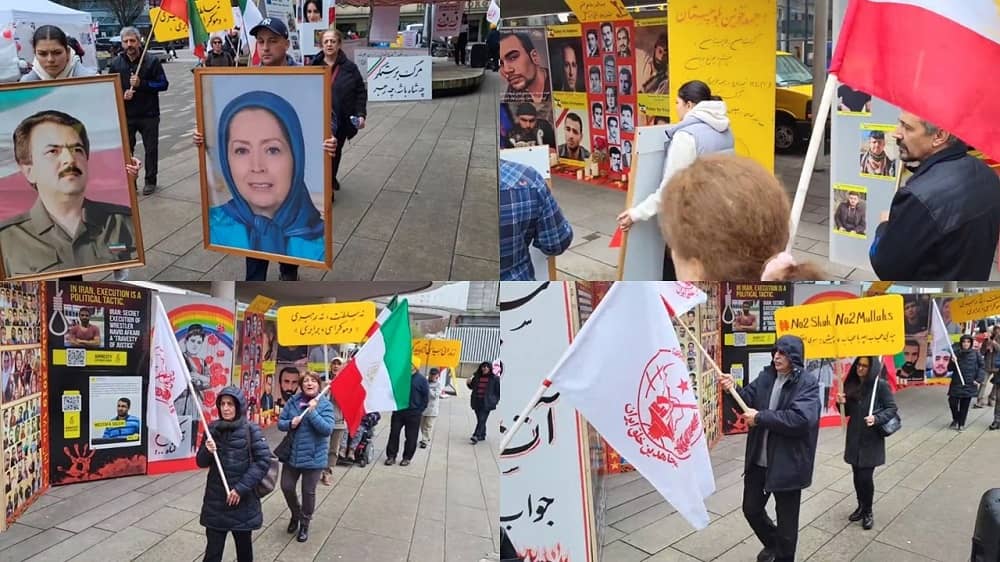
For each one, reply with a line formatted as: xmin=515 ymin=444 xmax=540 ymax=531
xmin=332 ymin=298 xmax=412 ymax=434
xmin=159 ymin=0 xmax=209 ymax=59
xmin=238 ymin=0 xmax=264 ymax=65
xmin=830 ymin=0 xmax=1000 ymax=159
xmin=365 ymin=295 xmax=398 ymax=339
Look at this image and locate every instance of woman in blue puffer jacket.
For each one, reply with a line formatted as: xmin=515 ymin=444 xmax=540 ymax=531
xmin=277 ymin=371 xmax=334 ymax=543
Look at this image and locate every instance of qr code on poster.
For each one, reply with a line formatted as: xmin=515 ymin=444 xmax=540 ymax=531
xmin=66 ymin=348 xmax=86 ymax=367
xmin=731 ymin=365 xmax=744 ymax=380
xmin=62 ymin=394 xmax=81 ymax=412
xmin=732 ymin=332 xmax=747 ymax=347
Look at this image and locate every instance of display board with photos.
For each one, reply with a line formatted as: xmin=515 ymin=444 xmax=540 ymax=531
xmin=498 ymin=27 xmax=556 ymax=154
xmin=720 ymin=283 xmax=792 ymax=435
xmin=694 ymin=282 xmax=722 ymax=448
xmin=45 ymin=281 xmax=151 ymax=485
xmin=0 ymin=282 xmax=46 ymax=531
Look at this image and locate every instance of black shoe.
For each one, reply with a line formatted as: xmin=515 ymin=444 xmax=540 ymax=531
xmin=400 ymin=459 xmax=410 ymax=466
xmin=973 ymin=404 xmax=984 ymax=409
xmin=756 ymin=547 xmax=776 ymax=562
xmin=142 ymin=183 xmax=156 ymax=195
xmin=862 ymin=512 xmax=874 ymax=530
xmin=419 ymin=441 xmax=427 ymax=448
xmin=848 ymin=505 xmax=865 ymax=522
xmin=949 ymin=421 xmax=959 ymax=430
xmin=384 ymin=457 xmax=395 ymax=466
xmin=286 ymin=518 xmax=299 ymax=534
xmin=297 ymin=523 xmax=309 ymax=542
xmin=989 ymin=422 xmax=1000 ymax=430
xmin=470 ymin=437 xmax=478 ymax=444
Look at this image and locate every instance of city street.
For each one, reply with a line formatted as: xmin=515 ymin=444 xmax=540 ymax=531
xmin=92 ymin=51 xmax=499 ymax=282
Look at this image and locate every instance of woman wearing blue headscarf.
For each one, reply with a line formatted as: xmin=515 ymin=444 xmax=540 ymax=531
xmin=209 ymin=91 xmax=326 ymax=261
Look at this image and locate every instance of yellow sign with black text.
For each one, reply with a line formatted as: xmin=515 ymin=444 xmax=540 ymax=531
xmin=246 ymin=295 xmax=277 ymax=315
xmin=563 ymin=0 xmax=630 ymax=22
xmin=277 ymin=302 xmax=376 ymax=346
xmin=775 ymin=294 xmax=905 ymax=359
xmin=412 ymin=339 xmax=463 ymax=370
xmin=52 ymin=349 xmax=127 ymax=367
xmin=949 ymin=290 xmax=1000 ymax=323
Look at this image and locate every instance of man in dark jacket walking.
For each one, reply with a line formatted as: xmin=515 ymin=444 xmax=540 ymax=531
xmin=869 ymin=111 xmax=1000 ymax=280
xmin=719 ymin=335 xmax=820 ymax=562
xmin=109 ymin=27 xmax=168 ymax=195
xmin=385 ymin=358 xmax=430 ymax=467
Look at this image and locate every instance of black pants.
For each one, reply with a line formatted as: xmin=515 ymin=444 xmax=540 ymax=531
xmin=474 ymin=407 xmax=491 ymax=440
xmin=331 ymin=133 xmax=347 ymax=191
xmin=386 ymin=410 xmax=420 ymax=460
xmin=949 ymin=396 xmax=972 ymax=425
xmin=127 ymin=116 xmax=159 ymax=185
xmin=742 ymin=464 xmax=801 ymax=562
xmin=280 ymin=464 xmax=322 ymax=522
xmin=245 ymin=258 xmax=299 ymax=281
xmin=204 ymin=528 xmax=252 ymax=562
xmin=662 ymin=244 xmax=677 ymax=280
xmin=456 ymin=36 xmax=467 ymax=65
xmin=851 ymin=465 xmax=875 ymax=512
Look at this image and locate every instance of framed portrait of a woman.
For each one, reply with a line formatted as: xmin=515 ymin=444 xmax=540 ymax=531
xmin=0 ymin=75 xmax=144 ymax=280
xmin=194 ymin=67 xmax=333 ymax=269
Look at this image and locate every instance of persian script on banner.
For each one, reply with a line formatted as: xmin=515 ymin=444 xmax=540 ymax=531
xmin=367 ymin=56 xmax=432 ymax=101
xmin=775 ymin=294 xmax=905 ymax=359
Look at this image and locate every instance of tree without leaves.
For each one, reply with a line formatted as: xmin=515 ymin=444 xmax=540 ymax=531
xmin=99 ymin=0 xmax=146 ymax=29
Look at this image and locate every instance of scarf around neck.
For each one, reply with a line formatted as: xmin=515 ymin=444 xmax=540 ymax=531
xmin=216 ymin=91 xmax=325 ymax=254
xmin=31 ymin=56 xmax=76 ymax=80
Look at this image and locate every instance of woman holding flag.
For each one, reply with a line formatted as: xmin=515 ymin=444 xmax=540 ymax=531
xmin=277 ymin=371 xmax=334 ymax=542
xmin=949 ymin=335 xmax=986 ymax=431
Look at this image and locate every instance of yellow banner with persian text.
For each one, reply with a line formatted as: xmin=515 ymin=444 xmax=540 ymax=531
xmin=150 ymin=8 xmax=189 ymax=42
xmin=196 ymin=0 xmax=234 ymax=32
xmin=246 ymin=295 xmax=277 ymax=315
xmin=563 ymin=0 xmax=630 ymax=22
xmin=412 ymin=338 xmax=463 ymax=370
xmin=668 ymin=0 xmax=776 ymax=171
xmin=276 ymin=302 xmax=376 ymax=346
xmin=774 ymin=295 xmax=905 ymax=359
xmin=949 ymin=291 xmax=1000 ymax=323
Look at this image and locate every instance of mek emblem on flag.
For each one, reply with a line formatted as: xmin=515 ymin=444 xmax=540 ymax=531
xmin=625 ymin=349 xmax=702 ymax=468
xmin=153 ymin=345 xmax=179 ymax=415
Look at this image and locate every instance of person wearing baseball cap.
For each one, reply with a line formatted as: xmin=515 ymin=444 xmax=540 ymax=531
xmin=859 ymin=129 xmax=896 ymax=178
xmin=191 ymin=17 xmax=338 ymax=282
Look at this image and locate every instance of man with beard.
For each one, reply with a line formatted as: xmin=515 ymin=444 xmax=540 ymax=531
xmin=67 ymin=307 xmax=101 ymax=347
xmin=616 ymin=27 xmax=631 ymax=58
xmin=109 ymin=27 xmax=168 ymax=195
xmin=859 ymin=131 xmax=896 ymax=177
xmin=507 ymin=103 xmax=556 ymax=149
xmin=592 ymin=102 xmax=604 ymax=129
xmin=834 ymin=191 xmax=866 ymax=235
xmin=557 ymin=113 xmax=590 ymax=161
xmin=585 ymin=29 xmax=599 ymax=57
xmin=899 ymin=339 xmax=923 ymax=381
xmin=870 ymin=111 xmax=1000 ymax=279
xmin=0 ymin=111 xmax=136 ymax=277
xmin=102 ymin=397 xmax=140 ymax=439
xmin=588 ymin=66 xmax=602 ymax=93
xmin=275 ymin=366 xmax=301 ymax=413
xmin=499 ymin=32 xmax=551 ymax=104
xmin=640 ymin=33 xmax=668 ymax=94
xmin=558 ymin=44 xmax=582 ymax=92
xmin=600 ymin=22 xmax=614 ymax=53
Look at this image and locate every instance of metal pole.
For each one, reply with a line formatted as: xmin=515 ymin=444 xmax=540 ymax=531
xmin=785 ymin=0 xmax=792 ymax=52
xmin=812 ymin=0 xmax=830 ymax=169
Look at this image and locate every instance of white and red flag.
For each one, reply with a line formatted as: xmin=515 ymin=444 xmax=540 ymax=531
xmin=149 ymin=297 xmax=188 ymax=447
xmin=830 ymin=0 xmax=1000 ymax=159
xmin=547 ymin=282 xmax=715 ymax=529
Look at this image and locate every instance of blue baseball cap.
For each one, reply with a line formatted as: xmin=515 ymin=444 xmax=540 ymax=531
xmin=250 ymin=17 xmax=288 ymax=39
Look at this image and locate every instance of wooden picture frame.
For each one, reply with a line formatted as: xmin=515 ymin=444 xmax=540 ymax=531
xmin=0 ymin=75 xmax=145 ymax=281
xmin=617 ymin=124 xmax=668 ymax=280
xmin=193 ymin=66 xmax=333 ymax=270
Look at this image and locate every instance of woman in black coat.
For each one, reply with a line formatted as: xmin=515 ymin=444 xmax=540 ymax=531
xmin=836 ymin=356 xmax=897 ymax=530
xmin=311 ymin=29 xmax=368 ymax=194
xmin=197 ymin=386 xmax=271 ymax=562
xmin=948 ymin=334 xmax=986 ymax=430
xmin=467 ymin=361 xmax=500 ymax=444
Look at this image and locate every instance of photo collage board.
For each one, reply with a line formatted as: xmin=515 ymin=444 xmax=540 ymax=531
xmin=1 ymin=282 xmax=46 ymax=531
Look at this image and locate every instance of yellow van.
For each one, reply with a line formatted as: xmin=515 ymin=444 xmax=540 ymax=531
xmin=775 ymin=51 xmax=814 ymax=153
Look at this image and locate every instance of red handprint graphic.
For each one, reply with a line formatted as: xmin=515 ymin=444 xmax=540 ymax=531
xmin=57 ymin=443 xmax=95 ymax=481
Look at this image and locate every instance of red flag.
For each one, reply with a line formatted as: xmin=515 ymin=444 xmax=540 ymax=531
xmin=830 ymin=0 xmax=1000 ymax=159
xmin=881 ymin=355 xmax=898 ymax=393
xmin=159 ymin=0 xmax=189 ymax=23
xmin=608 ymin=226 xmax=623 ymax=248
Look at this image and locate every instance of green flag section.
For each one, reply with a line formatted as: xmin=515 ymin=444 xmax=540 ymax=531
xmin=331 ymin=299 xmax=413 ymax=434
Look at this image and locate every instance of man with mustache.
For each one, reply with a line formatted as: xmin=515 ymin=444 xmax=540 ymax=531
xmin=499 ymin=32 xmax=551 ymax=104
xmin=870 ymin=111 xmax=1000 ymax=279
xmin=67 ymin=307 xmax=101 ymax=347
xmin=0 ymin=111 xmax=136 ymax=277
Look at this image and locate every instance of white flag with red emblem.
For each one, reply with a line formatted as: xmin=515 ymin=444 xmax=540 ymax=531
xmin=548 ymin=282 xmax=715 ymax=529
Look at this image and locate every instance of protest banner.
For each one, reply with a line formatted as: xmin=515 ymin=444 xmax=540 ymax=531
xmin=276 ymin=302 xmax=376 ymax=346
xmin=412 ymin=339 xmax=462 ymax=371
xmin=948 ymin=290 xmax=1000 ymax=323
xmin=775 ymin=294 xmax=905 ymax=359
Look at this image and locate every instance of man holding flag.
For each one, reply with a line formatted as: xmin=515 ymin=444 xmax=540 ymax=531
xmin=718 ymin=335 xmax=820 ymax=562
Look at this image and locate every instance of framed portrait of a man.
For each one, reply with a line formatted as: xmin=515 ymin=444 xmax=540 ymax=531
xmin=0 ymin=76 xmax=144 ymax=280
xmin=194 ymin=67 xmax=333 ymax=269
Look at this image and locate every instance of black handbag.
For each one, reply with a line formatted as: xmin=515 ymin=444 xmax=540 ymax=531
xmin=273 ymin=430 xmax=294 ymax=464
xmin=869 ymin=381 xmax=901 ymax=437
xmin=246 ymin=426 xmax=280 ymax=497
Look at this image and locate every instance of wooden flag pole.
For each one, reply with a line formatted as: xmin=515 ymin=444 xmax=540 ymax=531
xmin=786 ymin=74 xmax=838 ymax=250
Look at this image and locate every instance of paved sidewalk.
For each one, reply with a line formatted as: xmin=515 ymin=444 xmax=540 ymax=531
xmin=0 ymin=395 xmax=500 ymax=562
xmin=599 ymin=384 xmax=995 ymax=561
xmin=86 ymin=59 xmax=500 ymax=282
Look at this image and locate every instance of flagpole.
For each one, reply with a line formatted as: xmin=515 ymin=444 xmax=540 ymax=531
xmin=131 ymin=11 xmax=164 ymax=94
xmin=786 ymin=73 xmax=839 ymax=251
xmin=675 ymin=319 xmax=751 ymax=414
xmin=155 ymin=297 xmax=231 ymax=495
xmin=498 ymin=378 xmax=552 ymax=453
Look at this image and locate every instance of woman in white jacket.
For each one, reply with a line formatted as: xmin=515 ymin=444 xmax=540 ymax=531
xmin=616 ymin=80 xmax=734 ymax=279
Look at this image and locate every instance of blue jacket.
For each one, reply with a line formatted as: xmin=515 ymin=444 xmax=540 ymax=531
xmin=103 ymin=414 xmax=140 ymax=439
xmin=208 ymin=207 xmax=325 ymax=262
xmin=277 ymin=392 xmax=334 ymax=469
xmin=734 ymin=335 xmax=821 ymax=492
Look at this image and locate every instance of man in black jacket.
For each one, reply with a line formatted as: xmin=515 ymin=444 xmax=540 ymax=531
xmin=869 ymin=111 xmax=1000 ymax=279
xmin=719 ymin=335 xmax=820 ymax=562
xmin=385 ymin=359 xmax=430 ymax=467
xmin=109 ymin=27 xmax=168 ymax=195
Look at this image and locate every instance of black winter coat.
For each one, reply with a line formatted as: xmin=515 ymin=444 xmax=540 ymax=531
xmin=108 ymin=53 xmax=168 ymax=119
xmin=197 ymin=387 xmax=272 ymax=532
xmin=468 ymin=371 xmax=500 ymax=411
xmin=311 ymin=50 xmax=367 ymax=140
xmin=842 ymin=357 xmax=898 ymax=468
xmin=870 ymin=143 xmax=1000 ymax=280
xmin=949 ymin=345 xmax=986 ymax=398
xmin=735 ymin=335 xmax=821 ymax=492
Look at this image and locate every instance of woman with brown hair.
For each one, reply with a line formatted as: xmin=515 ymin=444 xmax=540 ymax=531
xmin=658 ymin=153 xmax=825 ymax=281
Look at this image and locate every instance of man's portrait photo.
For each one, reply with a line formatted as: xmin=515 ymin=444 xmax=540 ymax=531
xmin=66 ymin=306 xmax=102 ymax=348
xmin=609 ymin=147 xmax=622 ymax=173
xmin=733 ymin=300 xmax=760 ymax=332
xmin=833 ymin=186 xmax=867 ymax=237
xmin=585 ymin=29 xmax=599 ymax=57
xmin=605 ymin=86 xmax=618 ymax=113
xmin=600 ymin=22 xmax=614 ymax=53
xmin=505 ymin=102 xmax=557 ymax=150
xmin=557 ymin=112 xmax=591 ymax=162
xmin=500 ymin=29 xmax=552 ymax=105
xmin=0 ymin=77 xmax=142 ymax=280
xmin=592 ymin=102 xmax=604 ymax=130
xmin=623 ymin=139 xmax=633 ymax=169
xmin=588 ymin=66 xmax=602 ymax=94
xmin=619 ymin=67 xmax=633 ymax=96
xmin=616 ymin=27 xmax=631 ymax=58
xmin=637 ymin=29 xmax=668 ymax=94
xmin=621 ymin=105 xmax=635 ymax=132
xmin=603 ymin=54 xmax=616 ymax=84
xmin=548 ymin=39 xmax=583 ymax=92
xmin=859 ymin=129 xmax=898 ymax=179
xmin=89 ymin=375 xmax=143 ymax=450
xmin=607 ymin=116 xmax=620 ymax=145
